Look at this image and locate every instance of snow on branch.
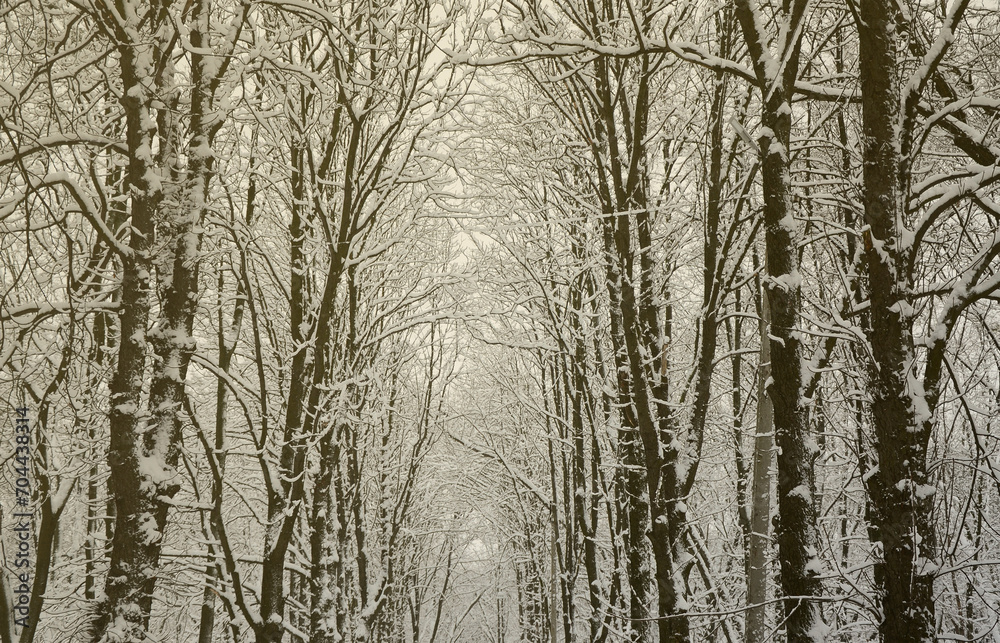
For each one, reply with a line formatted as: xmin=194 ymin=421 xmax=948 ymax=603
xmin=0 ymin=134 xmax=128 ymax=167
xmin=902 ymin=0 xmax=973 ymax=132
xmin=11 ymin=173 xmax=133 ymax=258
xmin=910 ymin=162 xmax=1000 ymax=255
xmin=451 ymin=31 xmax=858 ymax=102
xmin=0 ymin=300 xmax=119 ymax=324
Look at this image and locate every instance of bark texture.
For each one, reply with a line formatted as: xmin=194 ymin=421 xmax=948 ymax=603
xmin=856 ymin=1 xmax=950 ymax=640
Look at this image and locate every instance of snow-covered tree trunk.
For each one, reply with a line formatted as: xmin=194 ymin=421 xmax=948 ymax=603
xmin=599 ymin=211 xmax=654 ymax=643
xmin=746 ymin=286 xmax=773 ymax=643
xmin=257 ymin=125 xmax=314 ymax=643
xmin=855 ymin=1 xmax=972 ymax=640
xmin=566 ymin=243 xmax=607 ymax=643
xmin=93 ymin=0 xmax=239 ymax=638
xmin=93 ymin=1 xmax=171 ymax=636
xmin=310 ymin=420 xmax=345 ymax=643
xmin=85 ymin=310 xmax=113 ymax=605
xmin=309 ymin=250 xmax=356 ymax=643
xmin=141 ymin=0 xmax=219 ymax=590
xmin=197 ymin=258 xmax=249 ymax=643
xmin=734 ymin=2 xmax=827 ymax=641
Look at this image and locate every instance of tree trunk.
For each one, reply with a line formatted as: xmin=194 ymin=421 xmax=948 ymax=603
xmin=0 ymin=511 xmax=14 ymax=643
xmin=857 ymin=1 xmax=942 ymax=640
xmin=600 ymin=213 xmax=653 ymax=643
xmin=310 ymin=423 xmax=344 ymax=643
xmin=94 ymin=0 xmax=232 ymax=637
xmin=746 ymin=287 xmax=773 ymax=643
xmin=566 ymin=253 xmax=605 ymax=643
xmin=198 ymin=261 xmax=248 ymax=643
xmin=759 ymin=85 xmax=826 ymax=643
xmin=95 ymin=17 xmax=165 ymax=637
xmin=734 ymin=2 xmax=827 ymax=640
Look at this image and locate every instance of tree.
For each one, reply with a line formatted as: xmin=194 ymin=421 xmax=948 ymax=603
xmin=733 ymin=1 xmax=828 ymax=640
xmin=856 ymin=0 xmax=1000 ymax=641
xmin=4 ymin=0 xmax=1000 ymax=641
xmin=86 ymin=1 xmax=246 ymax=638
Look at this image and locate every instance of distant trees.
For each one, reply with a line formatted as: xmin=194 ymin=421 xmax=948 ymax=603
xmin=459 ymin=1 xmax=999 ymax=642
xmin=482 ymin=2 xmax=768 ymax=639
xmin=2 ymin=0 xmax=999 ymax=642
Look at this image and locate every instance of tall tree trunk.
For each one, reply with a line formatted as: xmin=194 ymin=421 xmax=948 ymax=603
xmin=758 ymin=77 xmax=826 ymax=643
xmin=87 ymin=152 xmax=125 ymax=604
xmin=198 ymin=261 xmax=248 ymax=643
xmin=734 ymin=2 xmax=827 ymax=640
xmin=258 ymin=126 xmax=312 ymax=643
xmin=310 ymin=422 xmax=344 ymax=643
xmin=566 ymin=248 xmax=605 ymax=643
xmin=20 ymin=349 xmax=76 ymax=643
xmin=0 ymin=511 xmax=14 ymax=643
xmin=746 ymin=286 xmax=773 ymax=643
xmin=600 ymin=213 xmax=653 ymax=643
xmin=94 ymin=10 xmax=166 ymax=636
xmin=94 ymin=0 xmax=238 ymax=636
xmin=855 ymin=0 xmax=963 ymax=639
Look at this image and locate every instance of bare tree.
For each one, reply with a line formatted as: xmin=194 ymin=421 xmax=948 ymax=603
xmin=733 ymin=1 xmax=829 ymax=640
xmin=856 ymin=1 xmax=1000 ymax=641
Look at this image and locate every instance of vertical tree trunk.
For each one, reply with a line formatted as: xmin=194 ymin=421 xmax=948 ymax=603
xmin=258 ymin=125 xmax=312 ymax=643
xmin=0 ymin=512 xmax=14 ymax=643
xmin=856 ymin=1 xmax=948 ymax=640
xmin=758 ymin=81 xmax=826 ymax=643
xmin=746 ymin=287 xmax=773 ymax=643
xmin=543 ymin=360 xmax=573 ymax=643
xmin=309 ymin=266 xmax=356 ymax=643
xmin=86 ymin=302 xmax=117 ymax=604
xmin=310 ymin=423 xmax=343 ymax=643
xmin=94 ymin=0 xmax=238 ymax=637
xmin=86 ymin=155 xmax=124 ymax=604
xmin=21 ymin=352 xmax=76 ymax=643
xmin=95 ymin=11 xmax=165 ymax=636
xmin=599 ymin=213 xmax=653 ymax=643
xmin=566 ymin=248 xmax=605 ymax=643
xmin=734 ymin=3 xmax=827 ymax=640
xmin=198 ymin=260 xmax=248 ymax=643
